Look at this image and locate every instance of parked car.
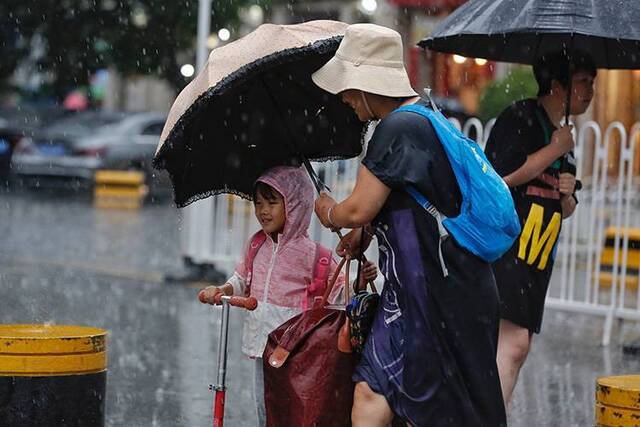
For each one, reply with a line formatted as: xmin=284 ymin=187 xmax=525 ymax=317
xmin=0 ymin=133 xmax=11 ymax=183
xmin=10 ymin=110 xmax=170 ymax=196
xmin=0 ymin=105 xmax=69 ymax=184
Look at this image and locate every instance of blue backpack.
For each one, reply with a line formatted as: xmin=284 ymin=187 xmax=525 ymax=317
xmin=394 ymin=103 xmax=520 ymax=270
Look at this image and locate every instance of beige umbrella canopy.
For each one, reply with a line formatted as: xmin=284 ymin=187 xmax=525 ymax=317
xmin=154 ymin=20 xmax=364 ymax=207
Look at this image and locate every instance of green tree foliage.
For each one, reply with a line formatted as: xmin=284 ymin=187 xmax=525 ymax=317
xmin=2 ymin=0 xmax=273 ymax=100
xmin=0 ymin=1 xmax=41 ymax=94
xmin=105 ymin=0 xmax=258 ymax=91
xmin=35 ymin=2 xmax=121 ymax=100
xmin=478 ymin=67 xmax=538 ymax=122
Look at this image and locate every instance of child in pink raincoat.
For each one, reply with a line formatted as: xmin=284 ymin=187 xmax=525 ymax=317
xmin=199 ymin=166 xmax=377 ymax=426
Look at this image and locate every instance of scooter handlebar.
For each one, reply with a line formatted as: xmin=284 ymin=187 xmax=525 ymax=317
xmin=213 ymin=294 xmax=258 ymax=311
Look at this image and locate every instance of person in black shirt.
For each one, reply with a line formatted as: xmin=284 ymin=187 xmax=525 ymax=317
xmin=484 ymin=51 xmax=596 ymax=409
xmin=312 ymin=23 xmax=506 ymax=427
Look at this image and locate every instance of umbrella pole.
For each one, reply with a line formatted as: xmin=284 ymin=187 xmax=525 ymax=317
xmin=257 ymin=77 xmax=329 ymax=194
xmin=302 ymin=158 xmax=330 ymax=195
xmin=564 ymin=33 xmax=575 ymax=125
xmin=561 ymin=34 xmax=575 ymax=173
xmin=257 ymin=78 xmax=371 ymax=270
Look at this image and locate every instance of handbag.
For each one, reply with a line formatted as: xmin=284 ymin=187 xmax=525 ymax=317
xmin=346 ymin=229 xmax=380 ymax=355
xmin=263 ymin=257 xmax=356 ymax=427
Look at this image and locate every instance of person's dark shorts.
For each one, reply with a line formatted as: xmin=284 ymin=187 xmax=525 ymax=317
xmin=492 ymin=248 xmax=553 ymax=334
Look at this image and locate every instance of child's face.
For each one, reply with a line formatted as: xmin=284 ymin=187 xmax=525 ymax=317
xmin=254 ymin=191 xmax=286 ymax=236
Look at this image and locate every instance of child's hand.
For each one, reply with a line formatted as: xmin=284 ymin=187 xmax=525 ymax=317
xmin=551 ymin=125 xmax=575 ymax=156
xmin=198 ymin=285 xmax=231 ymax=305
xmin=558 ymin=172 xmax=576 ymax=195
xmin=358 ymin=261 xmax=378 ymax=287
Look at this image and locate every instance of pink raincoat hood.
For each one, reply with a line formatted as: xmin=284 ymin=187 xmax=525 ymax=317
xmin=233 ymin=166 xmax=343 ymax=312
xmin=256 ymin=166 xmax=315 ymax=246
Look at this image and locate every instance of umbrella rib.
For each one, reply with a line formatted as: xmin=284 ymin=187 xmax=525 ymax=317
xmin=498 ymin=33 xmax=508 ymax=66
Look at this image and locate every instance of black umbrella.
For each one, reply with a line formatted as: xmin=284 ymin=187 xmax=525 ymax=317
xmin=153 ymin=21 xmax=365 ymax=207
xmin=419 ymin=0 xmax=640 ymax=69
xmin=420 ymin=0 xmax=640 ymax=176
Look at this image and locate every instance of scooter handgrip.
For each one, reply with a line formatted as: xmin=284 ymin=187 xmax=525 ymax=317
xmin=229 ymin=296 xmax=258 ymax=311
xmin=212 ymin=293 xmax=224 ymax=305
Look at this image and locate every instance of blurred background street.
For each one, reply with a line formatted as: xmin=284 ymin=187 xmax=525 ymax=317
xmin=3 ymin=0 xmax=640 ymax=426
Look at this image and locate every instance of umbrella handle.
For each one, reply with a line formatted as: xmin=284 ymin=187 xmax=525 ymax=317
xmin=304 ymin=160 xmax=375 ymax=280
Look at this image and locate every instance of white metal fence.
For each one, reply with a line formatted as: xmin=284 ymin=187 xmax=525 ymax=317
xmin=194 ymin=117 xmax=640 ymax=345
xmin=548 ymin=120 xmax=640 ymax=345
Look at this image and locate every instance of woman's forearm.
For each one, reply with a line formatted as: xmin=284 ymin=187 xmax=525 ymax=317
xmin=330 ymin=196 xmax=376 ymax=228
xmin=326 ymin=165 xmax=390 ymax=229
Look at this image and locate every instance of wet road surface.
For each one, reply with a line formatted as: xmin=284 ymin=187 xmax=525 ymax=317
xmin=2 ymin=189 xmax=640 ymax=426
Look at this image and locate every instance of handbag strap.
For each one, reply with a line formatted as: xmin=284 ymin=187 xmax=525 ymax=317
xmin=320 ymin=256 xmax=350 ymax=307
xmin=344 ymin=258 xmax=350 ymax=305
xmin=320 ymin=227 xmax=380 ymax=307
xmin=354 ymin=228 xmax=378 ymax=294
xmin=354 ymin=229 xmax=363 ymax=293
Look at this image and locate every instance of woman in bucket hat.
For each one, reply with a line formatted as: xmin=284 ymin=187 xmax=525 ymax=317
xmin=313 ymin=24 xmax=506 ymax=426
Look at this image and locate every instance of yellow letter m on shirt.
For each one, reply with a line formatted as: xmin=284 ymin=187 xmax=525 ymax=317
xmin=517 ymin=203 xmax=561 ymax=270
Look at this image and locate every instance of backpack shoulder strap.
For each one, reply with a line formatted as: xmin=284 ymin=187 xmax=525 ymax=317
xmin=395 ymin=102 xmax=460 ymax=141
xmin=244 ymin=231 xmax=267 ymax=292
xmin=394 ymin=103 xmax=432 ymax=120
xmin=405 ymin=186 xmax=449 ymax=277
xmin=391 ymin=104 xmax=451 ymax=276
xmin=308 ymin=243 xmax=333 ymax=296
xmin=405 ymin=185 xmax=441 ymax=219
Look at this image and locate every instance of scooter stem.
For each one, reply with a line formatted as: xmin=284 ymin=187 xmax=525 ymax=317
xmin=212 ymin=301 xmax=230 ymax=427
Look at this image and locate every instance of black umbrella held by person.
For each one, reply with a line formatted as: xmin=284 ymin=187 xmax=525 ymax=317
xmin=420 ymin=0 xmax=640 ymax=70
xmin=153 ymin=20 xmax=366 ymax=207
xmin=420 ymin=0 xmax=640 ymax=180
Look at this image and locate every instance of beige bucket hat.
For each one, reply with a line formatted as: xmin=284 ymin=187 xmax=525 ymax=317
xmin=312 ymin=23 xmax=417 ymax=98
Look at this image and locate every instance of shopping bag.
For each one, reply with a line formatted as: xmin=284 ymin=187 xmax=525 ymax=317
xmin=263 ymin=258 xmax=355 ymax=427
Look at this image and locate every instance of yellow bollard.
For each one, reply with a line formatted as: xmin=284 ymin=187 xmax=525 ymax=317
xmin=94 ymin=170 xmax=147 ymax=209
xmin=599 ymin=227 xmax=640 ymax=291
xmin=596 ymin=375 xmax=640 ymax=427
xmin=0 ymin=324 xmax=108 ymax=426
